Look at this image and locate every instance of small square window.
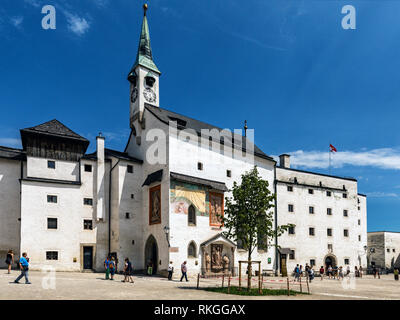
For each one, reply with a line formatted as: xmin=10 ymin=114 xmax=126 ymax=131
xmin=131 ymin=194 xmax=135 ymax=199
xmin=358 ymin=235 xmax=361 ymax=242
xmin=326 ymin=191 xmax=332 ymax=197
xmin=84 ymin=164 xmax=92 ymax=172
xmin=127 ymin=165 xmax=133 ymax=173
xmin=48 ymin=160 xmax=56 ymax=169
xmin=344 ymin=259 xmax=350 ymax=265
xmin=309 ymin=206 xmax=314 ymax=214
xmin=327 ymin=208 xmax=332 ymax=215
xmin=125 ymin=212 xmax=130 ymax=219
xmin=226 ymin=170 xmax=231 ymax=178
xmin=83 ymin=198 xmax=93 ymax=206
xmin=343 ymin=193 xmax=347 ymax=198
xmin=47 ymin=195 xmax=58 ymax=203
xmin=387 ymin=248 xmax=390 ymax=253
xmin=310 ymin=259 xmax=316 ymax=266
xmin=47 ymin=218 xmax=57 ymax=229
xmin=327 ymin=228 xmax=332 ymax=236
xmin=197 ymin=162 xmax=203 ymax=171
xmin=46 ymin=251 xmax=58 ymax=260
xmin=309 ymin=227 xmax=315 ymax=236
xmin=83 ymin=219 xmax=93 ymax=230
xmin=287 ymin=186 xmax=293 ymax=192
xmin=343 ymin=210 xmax=348 ymax=217
xmin=308 ymin=189 xmax=314 ymax=194
xmin=344 ymin=229 xmax=349 ymax=237
xmin=358 ymin=206 xmax=360 ymax=211
xmin=289 ymin=226 xmax=295 ymax=235
xmin=358 ymin=219 xmax=361 ymax=225
xmin=288 ymin=204 xmax=294 ymax=213
xmin=289 ymin=250 xmax=295 ymax=260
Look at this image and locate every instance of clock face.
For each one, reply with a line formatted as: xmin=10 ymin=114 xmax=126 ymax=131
xmin=130 ymin=88 xmax=138 ymax=103
xmin=143 ymin=88 xmax=157 ymax=103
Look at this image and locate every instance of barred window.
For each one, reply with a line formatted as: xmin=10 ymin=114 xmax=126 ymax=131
xmin=46 ymin=251 xmax=58 ymax=260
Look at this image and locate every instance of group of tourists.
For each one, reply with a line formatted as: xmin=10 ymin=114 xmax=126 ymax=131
xmin=293 ymin=263 xmax=367 ymax=281
xmin=103 ymin=256 xmax=134 ymax=283
xmin=293 ymin=263 xmax=315 ymax=282
xmin=4 ymin=250 xmax=31 ymax=285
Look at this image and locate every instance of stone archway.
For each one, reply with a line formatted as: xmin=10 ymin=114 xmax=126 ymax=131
xmin=324 ymin=254 xmax=337 ymax=270
xmin=145 ymin=235 xmax=158 ymax=274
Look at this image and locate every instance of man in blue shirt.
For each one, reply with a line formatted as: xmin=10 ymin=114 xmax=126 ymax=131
xmin=14 ymin=252 xmax=31 ymax=284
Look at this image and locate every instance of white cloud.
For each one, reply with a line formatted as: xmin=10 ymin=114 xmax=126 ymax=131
xmin=274 ymin=147 xmax=400 ymax=170
xmin=10 ymin=16 xmax=23 ymax=29
xmin=24 ymin=0 xmax=41 ymax=8
xmin=64 ymin=11 xmax=90 ymax=36
xmin=0 ymin=138 xmax=21 ymax=148
xmin=366 ymin=192 xmax=399 ymax=198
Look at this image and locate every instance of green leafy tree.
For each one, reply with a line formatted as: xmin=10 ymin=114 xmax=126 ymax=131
xmin=219 ymin=166 xmax=293 ymax=290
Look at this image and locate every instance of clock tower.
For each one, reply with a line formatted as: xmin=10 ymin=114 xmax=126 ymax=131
xmin=128 ymin=4 xmax=160 ymax=128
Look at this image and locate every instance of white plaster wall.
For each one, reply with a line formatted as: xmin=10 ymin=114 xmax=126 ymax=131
xmin=27 ymin=157 xmax=79 ymax=182
xmin=0 ymin=159 xmax=21 ymax=267
xmin=276 ymin=167 xmax=367 ymax=273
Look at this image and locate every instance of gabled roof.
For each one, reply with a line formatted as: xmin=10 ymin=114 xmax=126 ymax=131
xmin=20 ymin=119 xmax=88 ymax=142
xmin=200 ymin=233 xmax=236 ymax=248
xmin=170 ymin=172 xmax=228 ymax=192
xmin=0 ymin=146 xmax=25 ymax=161
xmin=144 ymin=104 xmax=275 ymax=162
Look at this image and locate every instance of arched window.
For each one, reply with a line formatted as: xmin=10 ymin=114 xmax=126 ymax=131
xmin=188 ymin=241 xmax=196 ymax=258
xmin=188 ymin=205 xmax=196 ymax=226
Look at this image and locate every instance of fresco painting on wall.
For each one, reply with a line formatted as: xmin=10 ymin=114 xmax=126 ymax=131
xmin=170 ymin=181 xmax=209 ymax=216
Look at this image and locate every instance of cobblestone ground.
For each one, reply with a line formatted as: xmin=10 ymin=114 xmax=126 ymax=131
xmin=0 ymin=270 xmax=399 ymax=300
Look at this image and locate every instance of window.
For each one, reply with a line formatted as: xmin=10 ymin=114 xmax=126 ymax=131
xmin=84 ymin=164 xmax=92 ymax=172
xmin=358 ymin=198 xmax=360 ymax=204
xmin=197 ymin=162 xmax=203 ymax=171
xmin=308 ymin=189 xmax=314 ymax=194
xmin=47 ymin=195 xmax=57 ymax=203
xmin=125 ymin=212 xmax=130 ymax=219
xmin=343 ymin=193 xmax=347 ymax=198
xmin=310 ymin=259 xmax=316 ymax=266
xmin=394 ymin=249 xmax=396 ymax=253
xmin=83 ymin=198 xmax=93 ymax=206
xmin=289 ymin=250 xmax=295 ymax=260
xmin=358 ymin=206 xmax=360 ymax=211
xmin=358 ymin=235 xmax=361 ymax=241
xmin=326 ymin=191 xmax=331 ymax=197
xmin=188 ymin=242 xmax=196 ymax=258
xmin=257 ymin=234 xmax=268 ymax=251
xmin=47 ymin=218 xmax=57 ymax=230
xmin=344 ymin=259 xmax=350 ymax=265
xmin=327 ymin=208 xmax=332 ymax=215
xmin=343 ymin=210 xmax=348 ymax=217
xmin=226 ymin=170 xmax=231 ymax=178
xmin=309 ymin=227 xmax=315 ymax=236
xmin=131 ymin=194 xmax=135 ymax=199
xmin=327 ymin=228 xmax=332 ymax=236
xmin=309 ymin=206 xmax=314 ymax=214
xmin=387 ymin=248 xmax=390 ymax=253
xmin=188 ymin=205 xmax=196 ymax=226
xmin=289 ymin=226 xmax=295 ymax=235
xmin=288 ymin=204 xmax=294 ymax=213
xmin=237 ymin=238 xmax=244 ymax=250
xmin=84 ymin=219 xmax=93 ymax=230
xmin=47 ymin=160 xmax=55 ymax=169
xmin=287 ymin=186 xmax=293 ymax=192
xmin=344 ymin=229 xmax=349 ymax=237
xmin=358 ymin=219 xmax=361 ymax=225
xmin=46 ymin=251 xmax=58 ymax=260
xmin=328 ymin=244 xmax=333 ymax=251
xmin=127 ymin=165 xmax=133 ymax=173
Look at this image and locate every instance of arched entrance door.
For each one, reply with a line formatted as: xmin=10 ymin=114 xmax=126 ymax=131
xmin=325 ymin=255 xmax=337 ymax=270
xmin=145 ymin=235 xmax=158 ymax=275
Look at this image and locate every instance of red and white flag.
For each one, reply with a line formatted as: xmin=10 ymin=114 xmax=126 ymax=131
xmin=329 ymin=144 xmax=337 ymax=152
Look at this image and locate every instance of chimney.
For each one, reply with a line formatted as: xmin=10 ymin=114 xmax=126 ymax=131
xmin=279 ymin=154 xmax=290 ymax=168
xmin=96 ymin=133 xmax=106 ymax=221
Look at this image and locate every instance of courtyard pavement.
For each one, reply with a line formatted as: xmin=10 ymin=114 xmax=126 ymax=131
xmin=0 ymin=270 xmax=399 ymax=300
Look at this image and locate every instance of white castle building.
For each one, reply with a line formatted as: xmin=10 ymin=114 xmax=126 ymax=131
xmin=0 ymin=5 xmax=367 ymax=276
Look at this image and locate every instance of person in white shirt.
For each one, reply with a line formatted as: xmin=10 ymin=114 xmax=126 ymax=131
xmin=168 ymin=261 xmax=174 ymax=280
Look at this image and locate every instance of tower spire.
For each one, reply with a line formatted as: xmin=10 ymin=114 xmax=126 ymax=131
xmin=128 ymin=3 xmax=160 ymax=81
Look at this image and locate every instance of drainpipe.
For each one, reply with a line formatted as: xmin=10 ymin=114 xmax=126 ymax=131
xmin=274 ymin=164 xmax=279 ymax=276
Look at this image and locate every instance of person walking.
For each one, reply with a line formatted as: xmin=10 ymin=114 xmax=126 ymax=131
xmin=319 ymin=266 xmax=325 ymax=280
xmin=338 ymin=266 xmax=344 ymax=280
xmin=327 ymin=265 xmax=333 ymax=279
xmin=122 ymin=258 xmax=134 ymax=283
xmin=14 ymin=252 xmax=31 ymax=284
xmin=299 ymin=265 xmax=303 ymax=279
xmin=5 ymin=250 xmax=14 ymax=274
xmin=333 ymin=265 xmax=338 ymax=279
xmin=346 ymin=265 xmax=351 ymax=277
xmin=168 ymin=261 xmax=174 ymax=280
xmin=359 ymin=265 xmax=363 ymax=278
xmin=372 ymin=265 xmax=377 ymax=279
xmin=147 ymin=260 xmax=153 ymax=276
xmin=355 ymin=266 xmax=359 ymax=277
xmin=104 ymin=256 xmax=110 ymax=280
xmin=309 ymin=266 xmax=315 ymax=282
xmin=109 ymin=257 xmax=116 ymax=280
xmin=376 ymin=267 xmax=381 ymax=279
xmin=180 ymin=261 xmax=188 ymax=282
xmin=294 ymin=264 xmax=300 ymax=282
xmin=394 ymin=268 xmax=399 ymax=281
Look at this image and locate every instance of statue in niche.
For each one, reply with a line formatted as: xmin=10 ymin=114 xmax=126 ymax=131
xmin=223 ymin=255 xmax=230 ymax=272
xmin=205 ymin=252 xmax=211 ymax=273
xmin=211 ymin=244 xmax=223 ymax=271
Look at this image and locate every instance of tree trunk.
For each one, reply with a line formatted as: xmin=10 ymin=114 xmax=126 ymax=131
xmin=247 ymin=250 xmax=252 ymax=291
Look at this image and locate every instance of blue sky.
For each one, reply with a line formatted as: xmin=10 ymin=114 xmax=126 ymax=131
xmin=1 ymin=0 xmax=400 ymax=231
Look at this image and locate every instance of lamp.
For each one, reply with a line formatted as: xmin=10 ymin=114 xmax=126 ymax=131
xmin=163 ymin=226 xmax=170 ymax=247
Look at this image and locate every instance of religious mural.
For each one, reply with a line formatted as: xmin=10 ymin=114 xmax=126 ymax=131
xmin=149 ymin=185 xmax=161 ymax=225
xmin=170 ymin=181 xmax=209 ymax=217
xmin=209 ymin=192 xmax=223 ymax=226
